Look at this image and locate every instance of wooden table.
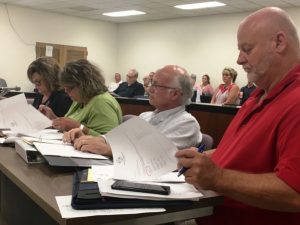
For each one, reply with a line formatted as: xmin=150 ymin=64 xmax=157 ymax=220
xmin=0 ymin=146 xmax=223 ymax=225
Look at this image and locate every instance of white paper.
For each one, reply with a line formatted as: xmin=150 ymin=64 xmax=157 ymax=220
xmin=33 ymin=142 xmax=108 ymax=160
xmin=91 ymin=165 xmax=114 ymax=180
xmin=0 ymin=94 xmax=52 ymax=134
xmin=91 ymin=166 xmax=184 ymax=183
xmin=106 ymin=117 xmax=178 ymax=181
xmin=98 ymin=179 xmax=202 ymax=201
xmin=45 ymin=45 xmax=53 ymax=57
xmin=55 ymin=195 xmax=165 ymax=218
xmin=24 ymin=129 xmax=63 ymax=140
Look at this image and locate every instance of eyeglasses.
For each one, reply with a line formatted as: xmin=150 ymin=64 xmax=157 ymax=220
xmin=32 ymin=79 xmax=42 ymax=86
xmin=127 ymin=75 xmax=136 ymax=79
xmin=150 ymin=81 xmax=179 ymax=90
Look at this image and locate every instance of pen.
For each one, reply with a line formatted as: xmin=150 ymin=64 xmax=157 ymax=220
xmin=177 ymin=144 xmax=206 ymax=177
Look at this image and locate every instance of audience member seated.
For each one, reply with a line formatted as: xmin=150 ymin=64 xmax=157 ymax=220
xmin=107 ymin=72 xmax=122 ymax=92
xmin=190 ymin=74 xmax=201 ymax=102
xmin=40 ymin=59 xmax=122 ymax=136
xmin=176 ymin=7 xmax=300 ymax=225
xmin=200 ymin=74 xmax=214 ymax=96
xmin=143 ymin=75 xmax=151 ymax=96
xmin=63 ymin=65 xmax=202 ymax=156
xmin=113 ymin=69 xmax=144 ymax=97
xmin=239 ymin=81 xmax=256 ymax=105
xmin=211 ymin=67 xmax=240 ymax=105
xmin=0 ymin=78 xmax=7 ymax=87
xmin=27 ymin=57 xmax=72 ymax=117
xmin=148 ymin=71 xmax=155 ymax=82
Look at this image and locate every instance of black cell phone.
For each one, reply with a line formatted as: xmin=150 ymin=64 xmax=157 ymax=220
xmin=111 ymin=180 xmax=170 ymax=195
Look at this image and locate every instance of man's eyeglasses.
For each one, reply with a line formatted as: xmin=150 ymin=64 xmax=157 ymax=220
xmin=127 ymin=75 xmax=136 ymax=79
xmin=150 ymin=81 xmax=179 ymax=90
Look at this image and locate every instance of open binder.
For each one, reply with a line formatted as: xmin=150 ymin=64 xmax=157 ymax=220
xmin=71 ymin=169 xmax=192 ymax=210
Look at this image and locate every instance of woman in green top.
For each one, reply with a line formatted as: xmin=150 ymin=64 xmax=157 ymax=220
xmin=40 ymin=59 xmax=122 ymax=136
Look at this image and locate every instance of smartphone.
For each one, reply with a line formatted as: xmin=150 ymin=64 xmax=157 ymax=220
xmin=111 ymin=180 xmax=170 ymax=195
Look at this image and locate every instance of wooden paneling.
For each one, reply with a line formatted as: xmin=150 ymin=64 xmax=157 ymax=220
xmin=36 ymin=42 xmax=87 ymax=67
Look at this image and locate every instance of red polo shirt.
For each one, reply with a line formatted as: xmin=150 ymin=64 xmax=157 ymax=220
xmin=197 ymin=64 xmax=300 ymax=225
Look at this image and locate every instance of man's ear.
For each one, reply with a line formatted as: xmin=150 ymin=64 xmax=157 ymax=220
xmin=274 ymin=31 xmax=287 ymax=53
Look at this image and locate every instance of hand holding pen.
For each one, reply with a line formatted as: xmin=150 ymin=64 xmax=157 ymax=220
xmin=177 ymin=144 xmax=206 ymax=177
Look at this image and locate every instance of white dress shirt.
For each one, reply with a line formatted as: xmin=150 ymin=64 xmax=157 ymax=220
xmin=139 ymin=106 xmax=202 ymax=149
xmin=108 ymin=81 xmax=123 ymax=92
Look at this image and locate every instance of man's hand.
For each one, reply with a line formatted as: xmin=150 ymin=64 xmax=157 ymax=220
xmin=176 ymin=148 xmax=223 ymax=190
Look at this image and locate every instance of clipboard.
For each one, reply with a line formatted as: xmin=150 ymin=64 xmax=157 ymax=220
xmin=71 ymin=169 xmax=192 ymax=210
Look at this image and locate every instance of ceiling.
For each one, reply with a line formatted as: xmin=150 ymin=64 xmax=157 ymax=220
xmin=1 ymin=0 xmax=300 ymax=23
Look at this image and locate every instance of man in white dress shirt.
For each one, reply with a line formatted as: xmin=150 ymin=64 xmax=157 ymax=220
xmin=64 ymin=65 xmax=202 ymax=156
xmin=108 ymin=73 xmax=122 ymax=92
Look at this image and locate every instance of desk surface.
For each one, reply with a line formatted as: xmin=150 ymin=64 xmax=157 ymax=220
xmin=0 ymin=146 xmax=222 ymax=225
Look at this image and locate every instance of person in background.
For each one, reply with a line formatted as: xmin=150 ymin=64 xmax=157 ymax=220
xmin=0 ymin=78 xmax=7 ymax=87
xmin=200 ymin=74 xmax=214 ymax=96
xmin=113 ymin=69 xmax=144 ymax=97
xmin=107 ymin=72 xmax=122 ymax=92
xmin=27 ymin=57 xmax=72 ymax=117
xmin=239 ymin=81 xmax=256 ymax=105
xmin=211 ymin=67 xmax=240 ymax=105
xmin=63 ymin=65 xmax=202 ymax=156
xmin=190 ymin=74 xmax=201 ymax=102
xmin=143 ymin=75 xmax=151 ymax=96
xmin=40 ymin=59 xmax=122 ymax=136
xmin=149 ymin=71 xmax=155 ymax=82
xmin=176 ymin=7 xmax=300 ymax=225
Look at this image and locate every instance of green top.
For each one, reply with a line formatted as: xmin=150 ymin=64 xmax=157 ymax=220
xmin=65 ymin=92 xmax=122 ymax=136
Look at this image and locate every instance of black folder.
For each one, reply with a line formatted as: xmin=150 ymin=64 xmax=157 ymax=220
xmin=71 ymin=169 xmax=192 ymax=210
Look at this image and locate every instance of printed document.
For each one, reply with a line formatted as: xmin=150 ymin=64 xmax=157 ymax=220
xmin=98 ymin=178 xmax=203 ymax=201
xmin=34 ymin=142 xmax=108 ymax=160
xmin=0 ymin=94 xmax=51 ymax=134
xmin=106 ymin=117 xmax=178 ymax=181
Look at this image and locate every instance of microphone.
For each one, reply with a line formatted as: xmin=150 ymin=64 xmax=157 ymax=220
xmin=0 ymin=86 xmax=21 ymax=91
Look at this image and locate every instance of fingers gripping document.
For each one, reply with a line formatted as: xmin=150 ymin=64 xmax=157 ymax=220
xmin=0 ymin=94 xmax=51 ymax=134
xmin=105 ymin=117 xmax=178 ymax=181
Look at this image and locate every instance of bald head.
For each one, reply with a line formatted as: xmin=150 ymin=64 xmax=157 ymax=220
xmin=239 ymin=7 xmax=299 ymax=51
xmin=237 ymin=7 xmax=300 ymax=92
xmin=148 ymin=65 xmax=192 ymax=111
xmin=157 ymin=65 xmax=192 ymax=104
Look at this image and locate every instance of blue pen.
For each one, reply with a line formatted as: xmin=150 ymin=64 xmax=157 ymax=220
xmin=177 ymin=144 xmax=206 ymax=177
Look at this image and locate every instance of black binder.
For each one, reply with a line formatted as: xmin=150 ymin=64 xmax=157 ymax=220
xmin=71 ymin=169 xmax=192 ymax=210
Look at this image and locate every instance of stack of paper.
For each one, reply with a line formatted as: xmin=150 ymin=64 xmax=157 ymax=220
xmin=90 ymin=165 xmax=203 ymax=202
xmin=0 ymin=94 xmax=52 ymax=135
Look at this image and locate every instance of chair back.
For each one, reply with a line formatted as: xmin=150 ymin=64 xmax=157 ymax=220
xmin=201 ymin=133 xmax=214 ymax=150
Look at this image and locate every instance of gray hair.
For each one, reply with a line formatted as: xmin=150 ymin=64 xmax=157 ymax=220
xmin=173 ymin=73 xmax=193 ymax=105
xmin=190 ymin=74 xmax=197 ymax=81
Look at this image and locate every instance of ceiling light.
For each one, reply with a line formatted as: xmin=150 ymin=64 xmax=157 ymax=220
xmin=102 ymin=10 xmax=145 ymax=17
xmin=174 ymin=1 xmax=226 ymax=10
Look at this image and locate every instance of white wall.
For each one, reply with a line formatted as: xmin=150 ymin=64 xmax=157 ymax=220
xmin=1 ymin=4 xmax=300 ymax=92
xmin=0 ymin=4 xmax=117 ymax=91
xmin=117 ymin=7 xmax=300 ymax=89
